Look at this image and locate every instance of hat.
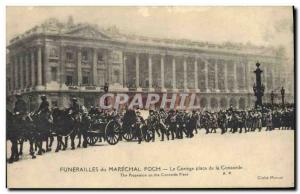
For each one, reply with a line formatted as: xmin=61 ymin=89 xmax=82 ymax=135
xmin=72 ymin=97 xmax=77 ymax=102
xmin=15 ymin=93 xmax=22 ymax=97
xmin=40 ymin=95 xmax=47 ymax=99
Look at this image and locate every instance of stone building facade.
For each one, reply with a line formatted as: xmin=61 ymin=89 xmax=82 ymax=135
xmin=6 ymin=18 xmax=294 ymax=111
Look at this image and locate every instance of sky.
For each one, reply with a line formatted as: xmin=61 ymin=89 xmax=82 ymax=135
xmin=6 ymin=6 xmax=294 ymax=61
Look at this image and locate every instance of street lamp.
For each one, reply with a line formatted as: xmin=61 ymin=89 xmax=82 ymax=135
xmin=270 ymin=90 xmax=275 ymax=106
xmin=253 ymin=62 xmax=265 ymax=108
xmin=104 ymin=82 xmax=109 ymax=106
xmin=281 ymin=86 xmax=285 ymax=106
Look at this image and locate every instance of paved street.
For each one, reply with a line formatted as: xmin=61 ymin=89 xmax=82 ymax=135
xmin=7 ymin=128 xmax=294 ymax=188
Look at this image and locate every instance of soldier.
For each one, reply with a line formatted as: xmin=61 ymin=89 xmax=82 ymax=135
xmin=135 ymin=109 xmax=145 ymax=144
xmin=166 ymin=109 xmax=176 ymax=140
xmin=36 ymin=95 xmax=51 ymax=121
xmin=266 ymin=111 xmax=273 ymax=131
xmin=68 ymin=97 xmax=82 ymax=123
xmin=14 ymin=93 xmax=28 ymax=121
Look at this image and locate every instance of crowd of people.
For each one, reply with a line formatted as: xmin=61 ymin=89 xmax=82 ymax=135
xmin=7 ymin=93 xmax=295 ymax=163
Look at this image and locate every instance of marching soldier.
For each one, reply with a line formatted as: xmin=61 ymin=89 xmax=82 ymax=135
xmin=135 ymin=110 xmax=145 ymax=144
xmin=166 ymin=109 xmax=176 ymax=140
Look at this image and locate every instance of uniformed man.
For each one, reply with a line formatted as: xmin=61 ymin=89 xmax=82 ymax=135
xmin=68 ymin=97 xmax=82 ymax=123
xmin=36 ymin=94 xmax=52 ymax=125
xmin=36 ymin=95 xmax=50 ymax=114
xmin=135 ymin=110 xmax=144 ymax=144
xmin=166 ymin=109 xmax=176 ymax=140
xmin=14 ymin=93 xmax=28 ymax=120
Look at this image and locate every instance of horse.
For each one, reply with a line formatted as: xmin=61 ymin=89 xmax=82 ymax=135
xmin=7 ymin=110 xmax=38 ymax=163
xmin=77 ymin=112 xmax=90 ymax=148
xmin=30 ymin=111 xmax=54 ymax=154
xmin=51 ymin=108 xmax=79 ymax=152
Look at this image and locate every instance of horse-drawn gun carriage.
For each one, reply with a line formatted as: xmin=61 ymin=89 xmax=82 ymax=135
xmin=85 ymin=112 xmax=154 ymax=146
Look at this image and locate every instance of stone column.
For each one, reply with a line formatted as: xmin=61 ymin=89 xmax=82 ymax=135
xmin=37 ymin=46 xmax=43 ymax=86
xmin=92 ymin=48 xmax=98 ymax=86
xmin=204 ymin=59 xmax=209 ymax=92
xmin=77 ymin=47 xmax=82 ymax=85
xmin=215 ymin=59 xmax=219 ymax=92
xmin=194 ymin=57 xmax=199 ymax=91
xmin=44 ymin=45 xmax=50 ymax=84
xmin=148 ymin=54 xmax=153 ymax=90
xmin=10 ymin=56 xmax=14 ymax=90
xmin=245 ymin=61 xmax=250 ymax=92
xmin=183 ymin=56 xmax=187 ymax=90
xmin=20 ymin=54 xmax=24 ymax=89
xmin=135 ymin=53 xmax=140 ymax=90
xmin=243 ymin=62 xmax=247 ymax=92
xmin=224 ymin=61 xmax=228 ymax=92
xmin=31 ymin=49 xmax=35 ymax=87
xmin=160 ymin=54 xmax=165 ymax=90
xmin=172 ymin=56 xmax=176 ymax=90
xmin=25 ymin=53 xmax=29 ymax=88
xmin=233 ymin=60 xmax=237 ymax=92
xmin=248 ymin=60 xmax=254 ymax=92
xmin=13 ymin=56 xmax=17 ymax=90
xmin=123 ymin=54 xmax=127 ymax=87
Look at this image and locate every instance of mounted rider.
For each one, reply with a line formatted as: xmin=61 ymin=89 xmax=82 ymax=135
xmin=68 ymin=97 xmax=83 ymax=123
xmin=13 ymin=93 xmax=28 ymax=121
xmin=36 ymin=95 xmax=52 ymax=123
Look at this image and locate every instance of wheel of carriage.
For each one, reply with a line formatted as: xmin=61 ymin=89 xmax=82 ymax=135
xmin=86 ymin=134 xmax=99 ymax=145
xmin=141 ymin=125 xmax=154 ymax=142
xmin=105 ymin=120 xmax=120 ymax=145
xmin=122 ymin=126 xmax=134 ymax=141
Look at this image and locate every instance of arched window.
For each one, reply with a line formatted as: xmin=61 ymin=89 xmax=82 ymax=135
xmin=239 ymin=98 xmax=246 ymax=109
xmin=200 ymin=98 xmax=208 ymax=109
xmin=229 ymin=98 xmax=237 ymax=108
xmin=210 ymin=98 xmax=218 ymax=109
xmin=220 ymin=98 xmax=227 ymax=109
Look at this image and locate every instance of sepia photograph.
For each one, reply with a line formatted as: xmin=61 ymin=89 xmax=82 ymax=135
xmin=5 ymin=6 xmax=295 ymax=189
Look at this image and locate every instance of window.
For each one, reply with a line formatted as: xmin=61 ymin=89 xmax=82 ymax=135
xmin=66 ymin=51 xmax=74 ymax=62
xmin=65 ymin=75 xmax=73 ymax=86
xmin=50 ymin=48 xmax=58 ymax=58
xmin=82 ymin=50 xmax=88 ymax=61
xmin=51 ymin=67 xmax=57 ymax=81
xmin=97 ymin=52 xmax=104 ymax=62
xmin=82 ymin=72 xmax=90 ymax=85
xmin=113 ymin=70 xmax=120 ymax=83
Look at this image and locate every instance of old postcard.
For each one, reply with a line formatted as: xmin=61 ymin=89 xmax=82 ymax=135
xmin=6 ymin=6 xmax=295 ymax=188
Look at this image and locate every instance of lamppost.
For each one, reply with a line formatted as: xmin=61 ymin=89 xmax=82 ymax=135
xmin=281 ymin=86 xmax=285 ymax=106
xmin=253 ymin=62 xmax=265 ymax=108
xmin=270 ymin=90 xmax=275 ymax=106
xmin=104 ymin=82 xmax=109 ymax=106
